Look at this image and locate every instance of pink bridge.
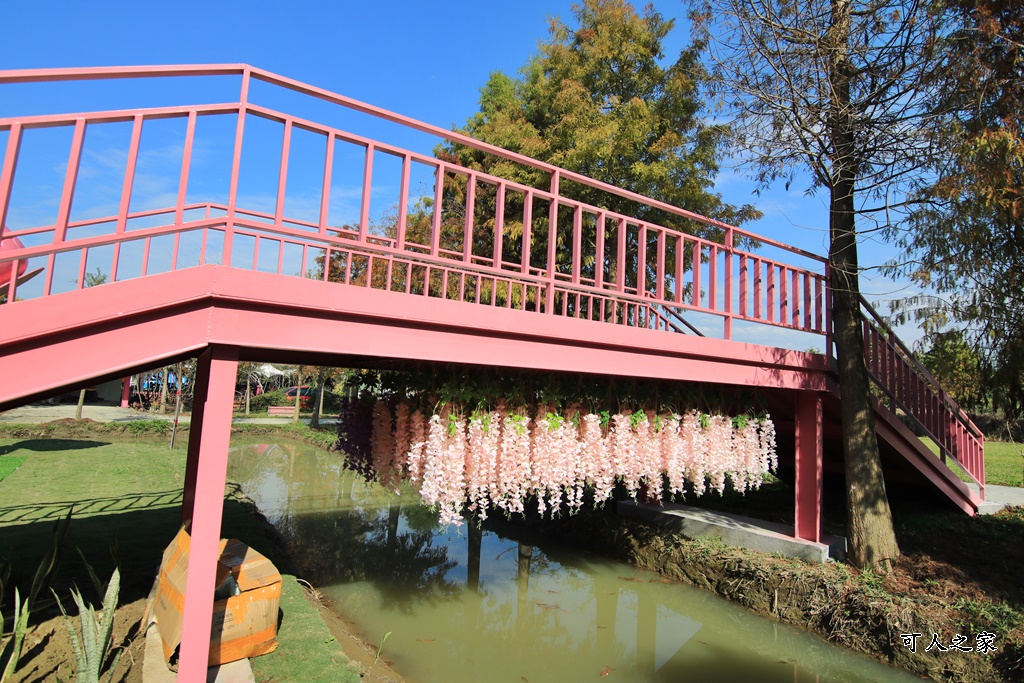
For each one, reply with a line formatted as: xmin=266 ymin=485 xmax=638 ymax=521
xmin=0 ymin=65 xmax=985 ymax=678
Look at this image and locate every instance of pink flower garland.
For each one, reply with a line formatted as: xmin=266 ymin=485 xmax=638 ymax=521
xmin=369 ymin=401 xmax=778 ymax=525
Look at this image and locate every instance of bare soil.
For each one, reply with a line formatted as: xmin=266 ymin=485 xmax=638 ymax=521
xmin=11 ymin=598 xmax=148 ymax=683
xmin=9 ymin=591 xmax=407 ymax=683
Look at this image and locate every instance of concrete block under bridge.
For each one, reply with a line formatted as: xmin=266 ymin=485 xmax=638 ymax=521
xmin=618 ymin=501 xmax=847 ymax=564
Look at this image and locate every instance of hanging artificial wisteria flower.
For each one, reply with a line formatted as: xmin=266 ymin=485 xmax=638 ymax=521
xmin=359 ymin=401 xmax=778 ymax=526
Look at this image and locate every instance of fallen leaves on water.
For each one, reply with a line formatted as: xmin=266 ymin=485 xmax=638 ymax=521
xmin=535 ymin=601 xmax=567 ymax=612
xmin=600 ymin=666 xmax=615 ymax=677
xmin=618 ymin=576 xmax=644 ymax=582
xmin=416 ymin=638 xmax=436 ymax=643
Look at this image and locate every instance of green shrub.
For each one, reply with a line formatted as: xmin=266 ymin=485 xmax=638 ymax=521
xmin=248 ymin=389 xmax=290 ymax=412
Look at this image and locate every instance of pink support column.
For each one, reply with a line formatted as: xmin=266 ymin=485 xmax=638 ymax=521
xmin=182 ymin=357 xmax=210 ymax=527
xmin=794 ymin=392 xmax=823 ymax=543
xmin=120 ymin=377 xmax=131 ymax=408
xmin=178 ymin=345 xmax=238 ymax=681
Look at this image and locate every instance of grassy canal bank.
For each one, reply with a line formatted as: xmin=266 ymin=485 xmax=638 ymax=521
xmin=0 ymin=422 xmax=396 ymax=683
xmin=0 ymin=419 xmax=1022 ymax=682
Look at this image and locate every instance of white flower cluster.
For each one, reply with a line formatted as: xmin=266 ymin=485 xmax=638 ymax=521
xmin=370 ymin=400 xmax=777 ymax=526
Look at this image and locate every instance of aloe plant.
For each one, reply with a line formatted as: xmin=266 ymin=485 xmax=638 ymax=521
xmin=0 ymin=587 xmax=30 ymax=683
xmin=53 ymin=567 xmax=122 ymax=683
xmin=0 ymin=507 xmax=72 ymax=682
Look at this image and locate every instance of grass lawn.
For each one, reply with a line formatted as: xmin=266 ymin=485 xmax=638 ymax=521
xmin=0 ymin=436 xmax=359 ymax=682
xmin=922 ymin=437 xmax=1024 ymax=486
xmin=0 ymin=453 xmax=26 ymax=482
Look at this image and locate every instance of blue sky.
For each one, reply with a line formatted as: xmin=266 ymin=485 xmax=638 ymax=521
xmin=2 ymin=0 xmax=916 ymax=343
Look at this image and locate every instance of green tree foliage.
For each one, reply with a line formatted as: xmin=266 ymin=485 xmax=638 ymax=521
xmin=918 ymin=330 xmax=987 ymax=412
xmin=439 ymin=0 xmax=759 ymax=293
xmin=895 ymin=0 xmax=1024 ymax=419
xmin=446 ymin=0 xmax=757 ymax=228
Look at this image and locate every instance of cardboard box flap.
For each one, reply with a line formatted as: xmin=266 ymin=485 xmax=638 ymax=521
xmin=218 ymin=538 xmax=282 ymax=591
xmin=152 ymin=528 xmax=191 ymax=662
xmin=152 ymin=530 xmax=283 ymax=666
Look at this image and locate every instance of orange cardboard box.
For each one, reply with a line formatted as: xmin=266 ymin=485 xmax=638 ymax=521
xmin=152 ymin=528 xmax=282 ymax=667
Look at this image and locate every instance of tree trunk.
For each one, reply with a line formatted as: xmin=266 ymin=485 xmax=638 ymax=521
xmin=159 ymin=366 xmax=169 ymax=414
xmin=75 ymin=388 xmax=86 ymax=420
xmin=310 ymin=376 xmax=323 ymax=430
xmin=828 ymin=0 xmax=899 ymax=571
xmin=293 ymin=373 xmax=302 ymax=424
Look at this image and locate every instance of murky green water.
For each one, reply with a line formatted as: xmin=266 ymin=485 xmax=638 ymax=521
xmin=228 ymin=440 xmax=923 ymax=683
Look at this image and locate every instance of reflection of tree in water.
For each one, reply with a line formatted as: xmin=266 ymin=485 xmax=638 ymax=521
xmin=277 ymin=502 xmax=461 ymax=613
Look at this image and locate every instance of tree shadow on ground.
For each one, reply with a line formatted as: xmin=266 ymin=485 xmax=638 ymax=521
xmin=0 ymin=439 xmax=110 ymax=455
xmin=0 ymin=495 xmax=289 ymax=618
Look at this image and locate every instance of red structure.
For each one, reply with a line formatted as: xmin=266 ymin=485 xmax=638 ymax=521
xmin=0 ymin=66 xmax=985 ymax=679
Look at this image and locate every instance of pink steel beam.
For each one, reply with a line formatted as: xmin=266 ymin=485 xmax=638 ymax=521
xmin=0 ymin=122 xmax=21 ymax=240
xmin=179 ymin=345 xmax=238 ymax=680
xmin=794 ymin=393 xmax=823 ymax=542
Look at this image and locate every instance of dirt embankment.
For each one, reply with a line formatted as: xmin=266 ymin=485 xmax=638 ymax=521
xmin=539 ymin=512 xmax=1024 ymax=683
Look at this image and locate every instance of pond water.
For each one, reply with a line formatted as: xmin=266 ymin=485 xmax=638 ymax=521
xmin=227 ymin=440 xmax=923 ymax=683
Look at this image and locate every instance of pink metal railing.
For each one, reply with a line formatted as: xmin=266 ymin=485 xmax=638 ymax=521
xmin=0 ymin=65 xmax=988 ymax=498
xmin=860 ymin=297 xmax=985 ymax=491
xmin=0 ymin=65 xmax=827 ymax=342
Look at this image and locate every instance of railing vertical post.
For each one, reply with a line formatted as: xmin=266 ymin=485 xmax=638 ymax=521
xmin=397 ymin=152 xmax=411 ymax=250
xmin=824 ymin=262 xmax=833 ymax=357
xmin=431 ymin=163 xmax=444 ymax=257
xmin=45 ymin=118 xmax=87 ymax=296
xmin=616 ymin=217 xmax=627 ymax=293
xmin=359 ymin=144 xmax=374 ymax=243
xmin=753 ymin=257 xmax=762 ymax=320
xmin=319 ymin=134 xmax=335 ymax=235
xmin=739 ymin=254 xmax=748 ymax=319
xmin=545 ymin=171 xmax=559 ymax=313
xmin=571 ymin=205 xmax=582 ymax=285
xmin=112 ymin=115 xmax=143 ymax=281
xmin=176 ymin=110 xmax=198 ymax=226
xmin=0 ymin=122 xmax=23 ymax=241
xmin=463 ymin=172 xmax=476 ymax=263
xmin=521 ymin=189 xmax=532 ymax=274
xmin=814 ymin=275 xmax=823 ymax=333
xmin=655 ymin=229 xmax=666 ymax=301
xmin=637 ymin=224 xmax=647 ymax=297
xmin=493 ymin=182 xmax=506 ymax=270
xmin=595 ymin=212 xmax=606 ymax=289
xmin=691 ymin=242 xmax=701 ymax=307
xmin=274 ymin=118 xmax=293 ymax=227
xmin=978 ymin=434 xmax=986 ymax=500
xmin=674 ymin=235 xmax=684 ymax=304
xmin=779 ymin=266 xmax=788 ymax=327
xmin=803 ymin=272 xmax=812 ymax=330
xmin=224 ymin=66 xmax=251 ymax=268
xmin=723 ymin=227 xmax=733 ymax=339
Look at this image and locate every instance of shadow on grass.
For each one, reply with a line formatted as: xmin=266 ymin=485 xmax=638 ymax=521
xmin=0 ymin=438 xmax=110 ymax=455
xmin=0 ymin=496 xmax=289 ymax=617
xmin=0 ymin=489 xmax=185 ymax=525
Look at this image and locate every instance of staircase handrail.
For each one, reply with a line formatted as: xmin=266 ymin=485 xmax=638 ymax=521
xmin=859 ymin=295 xmax=982 ymax=438
xmin=858 ymin=295 xmax=985 ymax=490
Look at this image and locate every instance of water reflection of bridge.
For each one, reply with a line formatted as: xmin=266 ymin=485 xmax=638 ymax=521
xmin=230 ymin=441 xmax=919 ymax=683
xmin=0 ymin=66 xmax=984 ymax=677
